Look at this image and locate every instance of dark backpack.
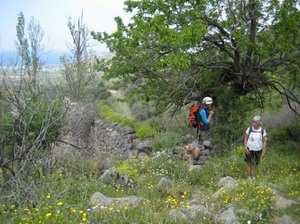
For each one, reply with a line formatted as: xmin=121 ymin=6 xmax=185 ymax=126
xmin=188 ymin=103 xmax=204 ymax=128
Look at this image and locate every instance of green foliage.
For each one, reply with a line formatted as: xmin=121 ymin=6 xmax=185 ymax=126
xmin=0 ymin=96 xmax=64 ymax=186
xmin=207 ymin=87 xmax=255 ymax=147
xmin=270 ymin=122 xmax=300 ymax=143
xmin=99 ymin=104 xmax=123 ymax=123
xmin=26 ymin=99 xmax=63 ymax=144
xmin=99 ymin=102 xmax=156 ymax=139
xmin=90 ymin=80 xmax=111 ymax=100
xmin=114 ymin=159 xmax=139 ymax=181
xmin=119 ymin=117 xmax=135 ymax=128
xmin=0 ymin=113 xmax=18 ymax=145
xmin=153 ymin=130 xmax=181 ymax=152
xmin=135 ymin=124 xmax=156 ymax=139
xmin=93 ymin=0 xmax=300 ymax=134
xmin=0 ymin=98 xmax=64 ymax=150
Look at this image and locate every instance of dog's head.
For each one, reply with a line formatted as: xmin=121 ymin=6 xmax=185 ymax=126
xmin=185 ymin=143 xmax=196 ymax=155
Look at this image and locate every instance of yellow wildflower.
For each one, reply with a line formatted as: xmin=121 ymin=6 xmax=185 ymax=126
xmin=71 ymin=208 xmax=77 ymax=213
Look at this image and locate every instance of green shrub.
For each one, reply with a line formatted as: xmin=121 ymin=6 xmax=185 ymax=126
xmin=120 ymin=117 xmax=135 ymax=128
xmin=153 ymin=131 xmax=181 ymax=152
xmin=270 ymin=122 xmax=300 ymax=143
xmin=90 ymin=81 xmax=111 ymax=100
xmin=99 ymin=103 xmax=156 ymax=139
xmin=114 ymin=159 xmax=139 ymax=181
xmin=99 ymin=104 xmax=122 ymax=123
xmin=0 ymin=98 xmax=64 ymax=150
xmin=135 ymin=124 xmax=156 ymax=139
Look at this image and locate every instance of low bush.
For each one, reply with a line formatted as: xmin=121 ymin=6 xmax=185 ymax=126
xmin=119 ymin=117 xmax=135 ymax=128
xmin=114 ymin=159 xmax=139 ymax=181
xmin=153 ymin=131 xmax=181 ymax=152
xmin=270 ymin=122 xmax=300 ymax=143
xmin=99 ymin=103 xmax=156 ymax=139
xmin=135 ymin=124 xmax=156 ymax=139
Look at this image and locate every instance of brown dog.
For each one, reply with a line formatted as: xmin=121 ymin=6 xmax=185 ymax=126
xmin=185 ymin=143 xmax=201 ymax=165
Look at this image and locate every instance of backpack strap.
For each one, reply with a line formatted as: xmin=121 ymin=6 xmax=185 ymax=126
xmin=248 ymin=126 xmax=264 ymax=143
xmin=248 ymin=126 xmax=252 ymax=136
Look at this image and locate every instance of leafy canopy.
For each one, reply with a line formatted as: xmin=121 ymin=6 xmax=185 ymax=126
xmin=92 ymin=0 xmax=300 ymax=116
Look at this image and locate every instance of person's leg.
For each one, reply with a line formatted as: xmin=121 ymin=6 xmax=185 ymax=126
xmin=197 ymin=131 xmax=206 ymax=148
xmin=251 ymin=151 xmax=261 ymax=178
xmin=193 ymin=131 xmax=205 ymax=165
xmin=193 ymin=148 xmax=201 ymax=160
xmin=246 ymin=163 xmax=252 ymax=177
xmin=245 ymin=151 xmax=255 ymax=178
xmin=252 ymin=165 xmax=258 ymax=177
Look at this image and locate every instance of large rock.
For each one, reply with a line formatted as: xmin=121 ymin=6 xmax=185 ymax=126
xmin=217 ymin=206 xmax=240 ymax=224
xmin=136 ymin=140 xmax=154 ymax=153
xmin=157 ymin=177 xmax=173 ymax=188
xmin=89 ymin=192 xmax=148 ymax=210
xmin=169 ymin=205 xmax=211 ymax=222
xmin=120 ymin=126 xmax=135 ymax=135
xmin=273 ymin=215 xmax=294 ymax=224
xmin=274 ymin=195 xmax=297 ymax=209
xmin=100 ymin=169 xmax=135 ymax=188
xmin=218 ymin=176 xmax=238 ymax=189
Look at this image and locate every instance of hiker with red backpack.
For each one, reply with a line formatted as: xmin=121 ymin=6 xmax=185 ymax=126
xmin=197 ymin=97 xmax=214 ymax=143
xmin=188 ymin=96 xmax=214 ymax=165
xmin=244 ymin=115 xmax=267 ymax=180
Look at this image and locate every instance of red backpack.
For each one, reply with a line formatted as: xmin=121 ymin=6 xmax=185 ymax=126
xmin=188 ymin=103 xmax=204 ymax=128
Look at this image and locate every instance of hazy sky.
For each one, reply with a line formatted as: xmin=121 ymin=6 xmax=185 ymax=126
xmin=0 ymin=0 xmax=132 ymax=53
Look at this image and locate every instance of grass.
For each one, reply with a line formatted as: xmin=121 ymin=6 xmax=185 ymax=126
xmin=0 ymin=138 xmax=299 ymax=223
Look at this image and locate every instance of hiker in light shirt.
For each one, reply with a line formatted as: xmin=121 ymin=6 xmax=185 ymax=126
xmin=244 ymin=115 xmax=267 ymax=179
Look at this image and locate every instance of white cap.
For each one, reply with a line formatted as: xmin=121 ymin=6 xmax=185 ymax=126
xmin=253 ymin=115 xmax=262 ymax=125
xmin=203 ymin=96 xmax=213 ymax=105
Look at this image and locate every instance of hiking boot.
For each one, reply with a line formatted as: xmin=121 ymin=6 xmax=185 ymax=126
xmin=192 ymin=159 xmax=205 ymax=165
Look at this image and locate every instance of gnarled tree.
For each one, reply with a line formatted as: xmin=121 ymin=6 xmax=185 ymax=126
xmin=92 ymin=0 xmax=300 ymax=118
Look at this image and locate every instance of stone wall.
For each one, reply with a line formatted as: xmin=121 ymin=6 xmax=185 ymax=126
xmin=52 ymin=103 xmax=145 ymax=161
xmin=90 ymin=118 xmax=139 ymax=159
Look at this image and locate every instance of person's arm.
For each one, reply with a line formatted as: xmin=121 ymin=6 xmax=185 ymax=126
xmin=244 ymin=129 xmax=250 ymax=155
xmin=261 ymin=135 xmax=267 ymax=159
xmin=200 ymin=109 xmax=213 ymax=125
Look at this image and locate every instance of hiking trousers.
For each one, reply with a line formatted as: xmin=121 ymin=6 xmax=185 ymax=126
xmin=197 ymin=130 xmax=207 ymax=150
